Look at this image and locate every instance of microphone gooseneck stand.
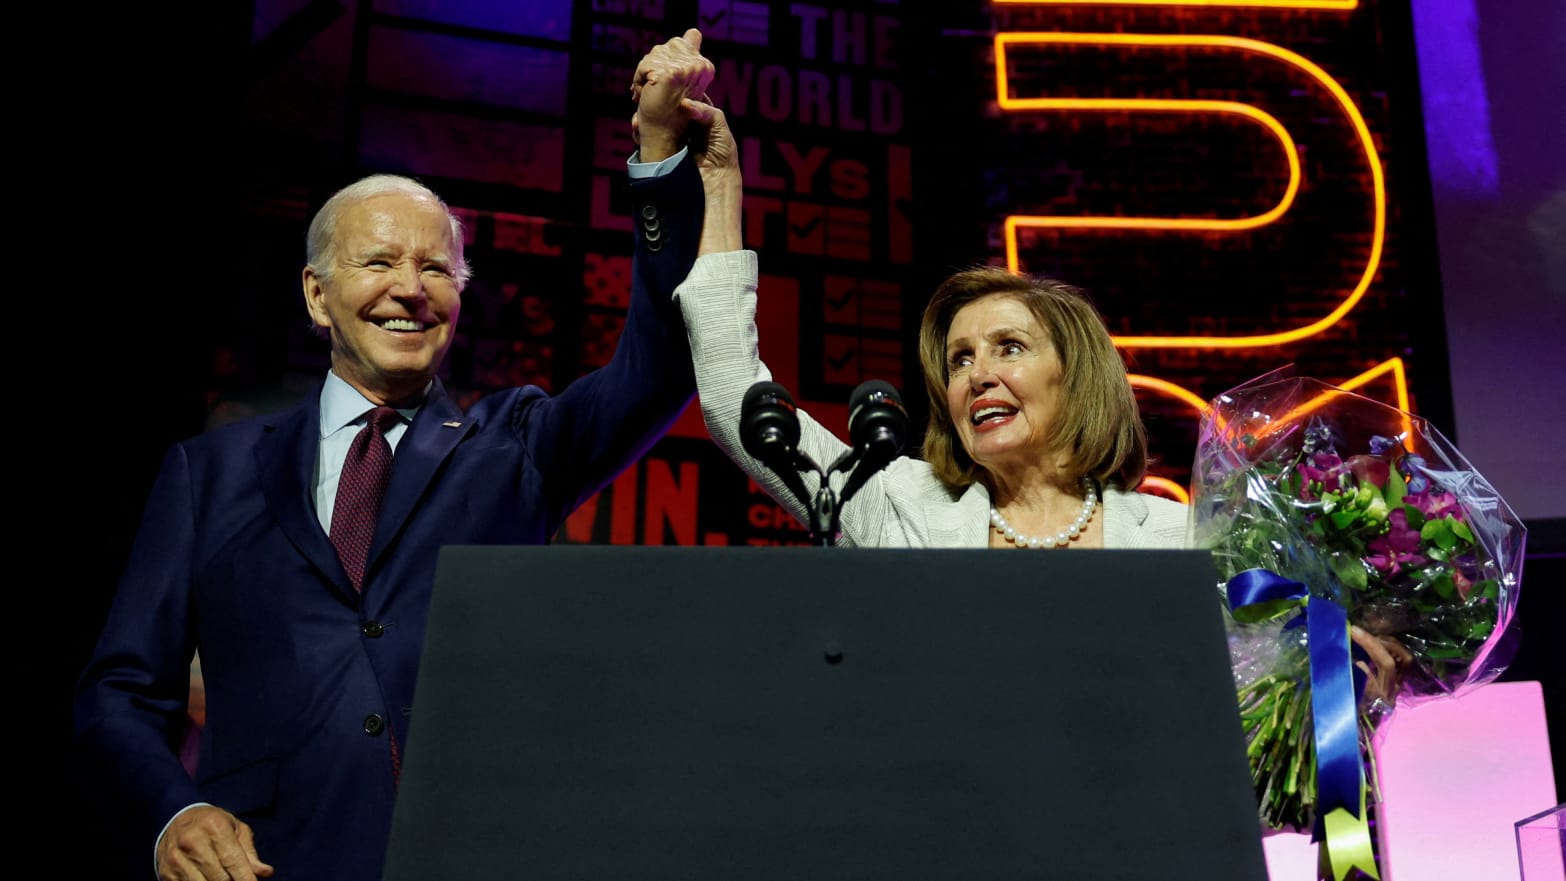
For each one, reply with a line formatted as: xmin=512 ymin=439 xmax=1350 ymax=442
xmin=739 ymin=380 xmax=908 ymax=547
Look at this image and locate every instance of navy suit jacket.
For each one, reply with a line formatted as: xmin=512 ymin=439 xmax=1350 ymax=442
xmin=75 ymin=157 xmax=703 ymax=879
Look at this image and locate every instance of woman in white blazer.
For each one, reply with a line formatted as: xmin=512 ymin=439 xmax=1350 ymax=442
xmin=680 ymin=253 xmax=1190 ymax=551
xmin=669 ymin=104 xmax=1187 ymax=552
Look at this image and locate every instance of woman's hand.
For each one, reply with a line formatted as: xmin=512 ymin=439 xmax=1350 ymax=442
xmin=1350 ymin=625 xmax=1414 ymax=717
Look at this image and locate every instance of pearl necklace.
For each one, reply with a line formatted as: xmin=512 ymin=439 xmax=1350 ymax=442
xmin=989 ymin=477 xmax=1098 ymax=549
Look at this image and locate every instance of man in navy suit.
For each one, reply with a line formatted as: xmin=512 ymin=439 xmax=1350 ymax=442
xmin=75 ymin=28 xmax=721 ymax=881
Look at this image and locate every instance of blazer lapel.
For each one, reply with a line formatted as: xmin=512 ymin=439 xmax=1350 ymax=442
xmin=255 ymin=389 xmax=359 ymax=602
xmin=366 ymin=380 xmax=476 ymax=581
xmin=1102 ymin=487 xmax=1150 ymax=549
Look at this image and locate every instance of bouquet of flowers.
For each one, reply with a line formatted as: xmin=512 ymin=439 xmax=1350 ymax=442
xmin=1190 ymin=371 xmax=1524 ymax=880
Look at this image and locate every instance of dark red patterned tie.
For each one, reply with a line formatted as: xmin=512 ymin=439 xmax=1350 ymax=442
xmin=329 ymin=406 xmax=399 ymax=592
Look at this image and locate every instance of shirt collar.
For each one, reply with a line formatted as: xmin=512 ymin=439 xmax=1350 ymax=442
xmin=319 ymin=370 xmax=424 ymax=438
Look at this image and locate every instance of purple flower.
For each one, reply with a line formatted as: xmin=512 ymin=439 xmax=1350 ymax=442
xmin=1296 ymin=451 xmax=1345 ymax=499
xmin=1370 ymin=435 xmax=1400 ymax=455
xmin=1398 ymin=454 xmax=1430 ymax=494
xmin=1405 ymin=490 xmax=1462 ymax=521
xmin=1303 ymin=422 xmax=1334 ymax=454
xmin=1365 ymin=509 xmax=1427 ymax=576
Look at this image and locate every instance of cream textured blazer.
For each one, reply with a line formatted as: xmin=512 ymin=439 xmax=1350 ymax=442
xmin=677 ymin=251 xmax=1192 ymax=549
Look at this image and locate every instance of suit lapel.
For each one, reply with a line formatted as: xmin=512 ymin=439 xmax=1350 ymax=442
xmin=255 ymin=389 xmax=359 ymax=602
xmin=366 ymin=381 xmax=476 ymax=583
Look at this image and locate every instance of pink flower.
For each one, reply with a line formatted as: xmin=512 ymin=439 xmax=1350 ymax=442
xmin=1405 ymin=490 xmax=1462 ymax=521
xmin=1365 ymin=509 xmax=1426 ymax=576
xmin=1346 ymin=454 xmax=1390 ymax=489
xmin=1452 ymin=567 xmax=1473 ymax=600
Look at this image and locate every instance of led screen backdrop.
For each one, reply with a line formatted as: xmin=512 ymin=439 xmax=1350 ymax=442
xmin=214 ymin=0 xmax=1446 ymax=547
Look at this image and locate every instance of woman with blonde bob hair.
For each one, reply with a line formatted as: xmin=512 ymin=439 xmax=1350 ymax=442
xmin=917 ymin=266 xmax=1149 ymax=496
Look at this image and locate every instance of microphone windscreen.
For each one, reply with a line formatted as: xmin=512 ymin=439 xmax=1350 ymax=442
xmin=740 ymin=381 xmax=801 ymax=462
xmin=744 ymin=380 xmax=795 ymax=413
xmin=848 ymin=379 xmax=907 ymax=452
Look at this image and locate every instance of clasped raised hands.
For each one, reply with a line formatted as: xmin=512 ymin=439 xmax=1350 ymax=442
xmin=631 ymin=28 xmax=720 ymax=165
xmin=631 ymin=27 xmax=742 ymax=254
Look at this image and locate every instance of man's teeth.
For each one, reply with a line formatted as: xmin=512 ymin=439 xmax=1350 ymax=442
xmin=380 ymin=318 xmax=424 ymax=331
xmin=972 ymin=406 xmax=1015 ymax=424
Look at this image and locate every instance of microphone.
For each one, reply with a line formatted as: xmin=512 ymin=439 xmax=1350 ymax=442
xmin=741 ymin=381 xmax=802 ymax=466
xmin=848 ymin=380 xmax=907 ymax=464
xmin=838 ymin=380 xmax=907 ymax=504
xmin=740 ymin=381 xmax=816 ymax=510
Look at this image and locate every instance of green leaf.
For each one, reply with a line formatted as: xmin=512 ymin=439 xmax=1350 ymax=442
xmin=1468 ymin=619 xmax=1495 ymax=640
xmin=1402 ymin=506 xmax=1428 ymax=530
xmin=1451 ymin=518 xmax=1475 ymax=544
xmin=1431 ymin=572 xmax=1457 ymax=600
xmin=1232 ymin=598 xmax=1305 ymax=625
xmin=1422 ymin=519 xmax=1458 ymax=551
xmin=1329 ymin=553 xmax=1369 ymax=591
xmin=1384 ymin=466 xmax=1407 ymax=505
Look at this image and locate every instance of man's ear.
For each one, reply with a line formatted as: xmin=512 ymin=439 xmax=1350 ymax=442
xmin=302 ymin=266 xmax=330 ymax=330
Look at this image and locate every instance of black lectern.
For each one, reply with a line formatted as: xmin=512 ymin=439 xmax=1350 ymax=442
xmin=384 ymin=547 xmax=1267 ymax=880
